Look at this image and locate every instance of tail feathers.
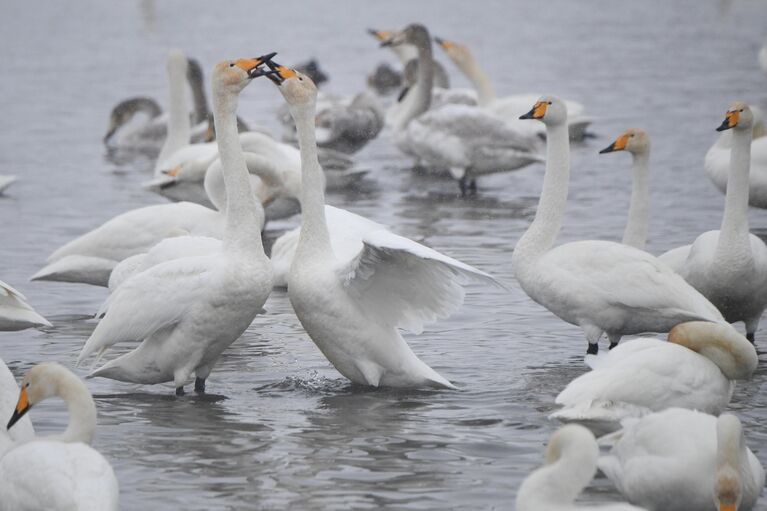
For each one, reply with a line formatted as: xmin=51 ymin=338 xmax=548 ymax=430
xmin=31 ymin=255 xmax=114 ymax=287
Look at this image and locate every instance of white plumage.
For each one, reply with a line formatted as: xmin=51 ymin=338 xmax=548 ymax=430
xmin=0 ymin=280 xmax=51 ymax=331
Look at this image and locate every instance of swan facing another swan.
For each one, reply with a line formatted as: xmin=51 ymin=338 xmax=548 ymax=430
xmin=261 ymin=60 xmax=499 ymax=389
xmin=513 ymin=97 xmax=723 ymax=354
xmin=599 ymin=409 xmax=765 ymax=511
xmin=550 ymin=321 xmax=758 ymax=435
xmin=516 ymin=424 xmax=645 ymax=511
xmin=0 ymin=280 xmax=51 ymax=331
xmin=2 ymin=363 xmax=119 ymax=511
xmin=661 ymin=103 xmax=767 ymax=344
xmin=78 ymin=56 xmax=275 ymax=395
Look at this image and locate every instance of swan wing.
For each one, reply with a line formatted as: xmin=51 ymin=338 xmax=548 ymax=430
xmin=335 ymin=225 xmax=501 ymax=334
xmin=80 ymin=256 xmax=215 ymax=363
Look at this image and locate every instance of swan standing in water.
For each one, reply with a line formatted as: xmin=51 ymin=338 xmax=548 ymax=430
xmin=1 ymin=363 xmax=119 ymax=510
xmin=705 ymin=106 xmax=767 ymax=209
xmin=77 ymin=56 xmax=274 ymax=395
xmin=660 ymin=103 xmax=767 ymax=344
xmin=550 ymin=321 xmax=757 ymax=434
xmin=599 ymin=409 xmax=765 ymax=511
xmin=434 ymin=37 xmax=592 ymax=140
xmin=599 ymin=129 xmax=650 ymax=250
xmin=384 ymin=24 xmax=543 ymax=195
xmin=516 ymin=424 xmax=645 ymax=511
xmin=513 ymin=97 xmax=724 ymax=354
xmin=0 ymin=280 xmax=51 ymax=331
xmin=261 ymin=61 xmax=498 ymax=388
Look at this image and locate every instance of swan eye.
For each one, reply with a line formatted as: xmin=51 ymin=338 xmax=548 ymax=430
xmin=24 ymin=382 xmax=29 ymax=388
xmin=547 ymin=101 xmax=552 ymax=105
xmin=229 ymin=63 xmax=235 ymax=68
xmin=630 ymin=134 xmax=635 ymax=137
xmin=739 ymin=109 xmax=744 ymax=112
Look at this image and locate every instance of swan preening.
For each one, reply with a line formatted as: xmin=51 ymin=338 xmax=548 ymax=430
xmin=1 ymin=363 xmax=119 ymax=510
xmin=0 ymin=280 xmax=51 ymax=331
xmin=550 ymin=321 xmax=758 ymax=434
xmin=661 ymin=103 xmax=767 ymax=344
xmin=516 ymin=424 xmax=645 ymax=511
xmin=513 ymin=96 xmax=722 ymax=354
xmin=599 ymin=409 xmax=765 ymax=511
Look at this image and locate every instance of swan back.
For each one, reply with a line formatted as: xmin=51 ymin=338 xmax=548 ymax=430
xmin=668 ymin=321 xmax=757 ymax=380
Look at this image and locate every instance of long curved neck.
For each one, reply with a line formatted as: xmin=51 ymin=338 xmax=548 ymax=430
xmin=131 ymin=97 xmax=162 ymax=118
xmin=516 ymin=449 xmax=595 ymax=509
xmin=212 ymin=85 xmax=264 ymax=254
xmin=49 ymin=371 xmax=97 ymax=444
xmin=156 ymin=62 xmax=191 ymax=173
xmin=623 ymin=151 xmax=650 ymax=250
xmin=292 ymin=101 xmax=331 ymax=256
xmin=398 ymin=37 xmax=433 ymax=130
xmin=188 ymin=74 xmax=209 ymax=125
xmin=715 ymin=127 xmax=753 ymax=262
xmin=513 ymin=121 xmax=570 ymax=270
xmin=389 ymin=44 xmax=417 ymax=65
xmin=458 ymin=56 xmax=496 ymax=106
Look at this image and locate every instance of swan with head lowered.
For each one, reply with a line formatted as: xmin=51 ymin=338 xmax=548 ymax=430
xmin=660 ymin=103 xmax=767 ymax=344
xmin=513 ymin=96 xmax=725 ymax=354
xmin=260 ymin=60 xmax=499 ymax=388
xmin=599 ymin=409 xmax=765 ymax=511
xmin=0 ymin=280 xmax=51 ymax=331
xmin=550 ymin=321 xmax=758 ymax=434
xmin=1 ymin=363 xmax=119 ymax=511
xmin=77 ymin=56 xmax=274 ymax=395
xmin=384 ymin=24 xmax=543 ymax=195
xmin=599 ymin=129 xmax=651 ymax=250
xmin=516 ymin=424 xmax=645 ymax=511
xmin=435 ymin=37 xmax=593 ymax=140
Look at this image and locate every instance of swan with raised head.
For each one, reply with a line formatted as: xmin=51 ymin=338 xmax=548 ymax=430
xmin=0 ymin=280 xmax=51 ymax=331
xmin=1 ymin=363 xmax=119 ymax=510
xmin=368 ymin=28 xmax=450 ymax=89
xmin=0 ymin=357 xmax=33 ymax=455
xmin=435 ymin=37 xmax=592 ymax=140
xmin=262 ymin=61 xmax=498 ymax=388
xmin=516 ymin=424 xmax=645 ymax=511
xmin=550 ymin=321 xmax=758 ymax=434
xmin=660 ymin=103 xmax=767 ymax=344
xmin=599 ymin=129 xmax=650 ymax=250
xmin=385 ymin=24 xmax=543 ymax=195
xmin=599 ymin=409 xmax=765 ymax=511
xmin=78 ymin=56 xmax=274 ymax=395
xmin=513 ymin=97 xmax=725 ymax=354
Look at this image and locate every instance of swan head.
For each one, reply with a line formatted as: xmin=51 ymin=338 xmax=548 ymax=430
xmin=211 ymin=53 xmax=276 ymax=94
xmin=544 ymin=424 xmax=598 ymax=466
xmin=716 ymin=102 xmax=754 ymax=132
xmin=7 ymin=363 xmax=67 ymax=430
xmin=599 ymin=128 xmax=650 ymax=156
xmin=434 ymin=37 xmax=472 ymax=67
xmin=668 ymin=321 xmax=758 ymax=380
xmin=714 ymin=414 xmax=746 ymax=511
xmin=520 ymin=96 xmax=567 ymax=126
xmin=104 ymin=97 xmax=160 ymax=143
xmin=261 ymin=60 xmax=317 ymax=108
xmin=382 ymin=23 xmax=430 ymax=48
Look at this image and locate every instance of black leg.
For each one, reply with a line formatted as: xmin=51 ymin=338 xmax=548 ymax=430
xmin=175 ymin=386 xmax=185 ymax=396
xmin=194 ymin=377 xmax=206 ymax=394
xmin=747 ymin=332 xmax=755 ymax=344
xmin=608 ymin=341 xmax=619 ymax=350
xmin=458 ymin=176 xmax=468 ymax=197
xmin=586 ymin=343 xmax=598 ymax=355
xmin=469 ymin=179 xmax=477 ymax=195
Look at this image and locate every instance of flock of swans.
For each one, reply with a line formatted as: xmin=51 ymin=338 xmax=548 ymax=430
xmin=1 ymin=21 xmax=766 ymax=511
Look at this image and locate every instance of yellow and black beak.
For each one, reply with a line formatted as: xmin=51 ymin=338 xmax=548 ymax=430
xmin=233 ymin=52 xmax=277 ymax=79
xmin=520 ymin=101 xmax=548 ymax=120
xmin=7 ymin=387 xmax=30 ymax=430
xmin=262 ymin=60 xmax=297 ymax=86
xmin=719 ymin=503 xmax=736 ymax=511
xmin=600 ymin=133 xmax=629 ymax=154
xmin=368 ymin=28 xmax=394 ymax=47
xmin=434 ymin=37 xmax=453 ymax=50
xmin=716 ymin=110 xmax=739 ymax=132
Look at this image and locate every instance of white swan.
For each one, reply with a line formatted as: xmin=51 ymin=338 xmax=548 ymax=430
xmin=599 ymin=129 xmax=650 ymax=250
xmin=550 ymin=321 xmax=758 ymax=434
xmin=385 ymin=24 xmax=544 ymax=195
xmin=516 ymin=424 xmax=645 ymax=511
xmin=0 ymin=280 xmax=51 ymax=331
xmin=435 ymin=37 xmax=593 ymax=140
xmin=513 ymin=96 xmax=725 ymax=354
xmin=0 ymin=174 xmax=17 ymax=194
xmin=705 ymin=105 xmax=767 ymax=209
xmin=660 ymin=103 xmax=767 ymax=343
xmin=1 ymin=363 xmax=119 ymax=510
xmin=78 ymin=56 xmax=274 ymax=395
xmin=599 ymin=409 xmax=765 ymax=511
xmin=262 ymin=61 xmax=499 ymax=388
xmin=0 ymin=357 xmax=33 ymax=455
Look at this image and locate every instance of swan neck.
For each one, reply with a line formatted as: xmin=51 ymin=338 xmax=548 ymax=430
xmin=513 ymin=121 xmax=570 ymax=270
xmin=391 ymin=44 xmax=417 ymax=65
xmin=157 ymin=60 xmax=191 ymax=172
xmin=623 ymin=151 xmax=650 ymax=249
xmin=400 ymin=38 xmax=433 ymax=128
xmin=461 ymin=57 xmax=496 ymax=106
xmin=717 ymin=420 xmax=746 ymax=472
xmin=516 ymin=446 xmax=596 ymax=509
xmin=292 ymin=102 xmax=331 ymax=254
xmin=716 ymin=127 xmax=752 ymax=260
xmin=212 ymin=85 xmax=264 ymax=254
xmin=133 ymin=97 xmax=162 ymax=118
xmin=52 ymin=371 xmax=97 ymax=445
xmin=188 ymin=73 xmax=209 ymax=125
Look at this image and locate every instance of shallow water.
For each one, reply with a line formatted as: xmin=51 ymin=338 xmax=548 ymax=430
xmin=1 ymin=0 xmax=767 ymax=509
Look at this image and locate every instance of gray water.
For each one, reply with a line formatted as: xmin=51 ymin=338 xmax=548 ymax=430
xmin=1 ymin=0 xmax=767 ymax=509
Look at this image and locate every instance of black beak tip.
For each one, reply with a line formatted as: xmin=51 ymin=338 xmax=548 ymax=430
xmin=599 ymin=146 xmax=614 ymax=154
xmin=367 ymin=28 xmax=378 ymax=36
xmin=379 ymin=41 xmax=392 ymax=48
xmin=716 ymin=123 xmax=730 ymax=132
xmin=7 ymin=409 xmax=25 ymax=430
xmin=519 ymin=112 xmax=534 ymax=120
xmin=434 ymin=36 xmax=444 ymax=44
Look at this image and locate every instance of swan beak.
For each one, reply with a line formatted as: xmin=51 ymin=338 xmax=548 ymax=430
xmin=262 ymin=61 xmax=297 ymax=86
xmin=234 ymin=52 xmax=278 ymax=79
xmin=520 ymin=102 xmax=547 ymax=120
xmin=716 ymin=110 xmax=739 ymax=132
xmin=7 ymin=388 xmax=30 ymax=430
xmin=599 ymin=134 xmax=629 ymax=154
xmin=719 ymin=504 xmax=736 ymax=511
xmin=434 ymin=37 xmax=453 ymax=50
xmin=368 ymin=29 xmax=391 ymax=42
